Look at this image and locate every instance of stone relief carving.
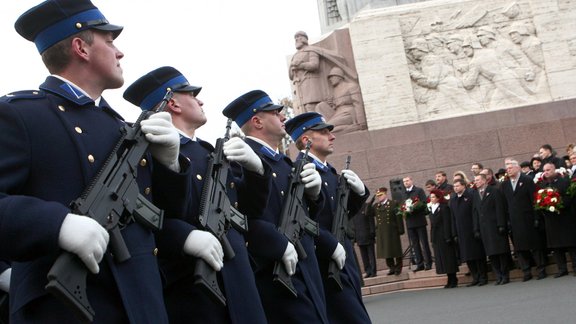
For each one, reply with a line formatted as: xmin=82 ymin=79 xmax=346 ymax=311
xmin=289 ymin=30 xmax=367 ymax=133
xmin=402 ymin=1 xmax=550 ymax=116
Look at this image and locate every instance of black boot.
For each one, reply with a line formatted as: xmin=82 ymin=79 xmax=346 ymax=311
xmin=395 ymin=257 xmax=403 ymax=275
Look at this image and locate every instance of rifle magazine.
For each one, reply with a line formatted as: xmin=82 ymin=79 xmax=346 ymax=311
xmin=45 ymin=252 xmax=94 ymax=323
xmin=193 ymin=260 xmax=226 ymax=306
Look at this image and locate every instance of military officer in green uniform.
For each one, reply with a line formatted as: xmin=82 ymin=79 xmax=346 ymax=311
xmin=367 ymin=187 xmax=405 ymax=275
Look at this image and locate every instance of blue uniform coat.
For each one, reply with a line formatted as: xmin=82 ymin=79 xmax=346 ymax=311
xmin=244 ymin=138 xmax=329 ymax=324
xmin=0 ymin=77 xmax=191 ymax=323
xmin=303 ymin=154 xmax=371 ymax=324
xmin=156 ymin=137 xmax=268 ymax=324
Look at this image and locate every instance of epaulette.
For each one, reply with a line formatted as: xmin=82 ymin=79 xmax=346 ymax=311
xmin=0 ymin=90 xmax=46 ymax=103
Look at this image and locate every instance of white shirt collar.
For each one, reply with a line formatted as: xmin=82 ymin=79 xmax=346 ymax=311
xmin=246 ymin=136 xmax=278 ymax=154
xmin=302 ymin=151 xmax=327 ymax=166
xmin=52 ymin=74 xmax=101 ymax=104
xmin=177 ymin=129 xmax=197 ymax=142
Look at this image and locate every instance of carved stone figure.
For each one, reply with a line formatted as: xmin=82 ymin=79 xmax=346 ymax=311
xmin=508 ymin=22 xmax=547 ymax=96
xmin=316 ymin=67 xmax=366 ymax=133
xmin=289 ymin=31 xmax=325 ymax=113
xmin=289 ymin=30 xmax=367 ymax=133
xmin=460 ymin=38 xmax=532 ymax=109
xmin=476 ymin=26 xmax=536 ymax=87
xmin=408 ymin=37 xmax=480 ymax=115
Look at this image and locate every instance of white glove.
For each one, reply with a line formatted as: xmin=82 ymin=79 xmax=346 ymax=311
xmin=140 ymin=112 xmax=181 ymax=172
xmin=183 ymin=230 xmax=224 ymax=271
xmin=223 ymin=137 xmax=264 ymax=175
xmin=282 ymin=242 xmax=298 ymax=276
xmin=342 ymin=169 xmax=366 ymax=196
xmin=0 ymin=268 xmax=11 ymax=293
xmin=300 ymin=163 xmax=322 ymax=198
xmin=331 ymin=243 xmax=346 ymax=270
xmin=58 ymin=213 xmax=109 ymax=274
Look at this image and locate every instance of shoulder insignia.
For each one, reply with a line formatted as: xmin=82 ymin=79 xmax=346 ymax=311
xmin=1 ymin=90 xmax=46 ymax=103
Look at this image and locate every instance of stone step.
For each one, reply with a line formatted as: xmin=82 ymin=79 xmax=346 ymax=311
xmin=361 ymin=261 xmax=572 ymax=296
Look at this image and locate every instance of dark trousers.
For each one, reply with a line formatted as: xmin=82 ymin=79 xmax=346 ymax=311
xmin=407 ymin=226 xmax=432 ymax=267
xmin=358 ymin=243 xmax=377 ymax=276
xmin=517 ymin=249 xmax=546 ymax=275
xmin=467 ymin=258 xmax=488 ymax=283
xmin=490 ymin=253 xmax=511 ymax=280
xmin=553 ymin=247 xmax=576 ymax=273
xmin=385 ymin=257 xmax=403 ymax=273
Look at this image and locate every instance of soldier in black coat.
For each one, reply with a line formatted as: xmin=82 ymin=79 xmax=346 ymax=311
xmin=473 ymin=174 xmax=512 ymax=285
xmin=352 ymin=197 xmax=377 ymax=278
xmin=1 ymin=2 xmax=192 ymax=322
xmin=223 ymin=92 xmax=329 ymax=324
xmin=124 ymin=67 xmax=269 ymax=324
xmin=429 ymin=190 xmax=459 ymax=288
xmin=449 ymin=179 xmax=488 ymax=286
xmin=538 ymin=162 xmax=576 ymax=277
xmin=501 ymin=159 xmax=547 ymax=281
xmin=285 ymin=112 xmax=372 ymax=324
xmin=402 ymin=177 xmax=433 ymax=271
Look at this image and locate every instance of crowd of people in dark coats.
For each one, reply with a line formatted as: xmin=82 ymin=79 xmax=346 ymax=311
xmin=352 ymin=143 xmax=576 ymax=289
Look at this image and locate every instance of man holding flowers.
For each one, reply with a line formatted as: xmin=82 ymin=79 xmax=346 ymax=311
xmin=402 ymin=177 xmax=432 ymax=271
xmin=538 ymin=162 xmax=576 ymax=278
xmin=501 ymin=158 xmax=548 ymax=281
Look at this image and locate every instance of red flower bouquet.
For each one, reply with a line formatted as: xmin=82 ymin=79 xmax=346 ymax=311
xmin=534 ymin=188 xmax=563 ymax=214
xmin=398 ymin=196 xmax=426 ymax=217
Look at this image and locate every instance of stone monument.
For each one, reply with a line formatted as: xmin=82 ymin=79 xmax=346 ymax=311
xmin=289 ymin=0 xmax=576 ymax=192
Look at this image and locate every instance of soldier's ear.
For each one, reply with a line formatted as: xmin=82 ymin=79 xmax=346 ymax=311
xmin=166 ymin=98 xmax=180 ymax=114
xmin=251 ymin=115 xmax=264 ymax=130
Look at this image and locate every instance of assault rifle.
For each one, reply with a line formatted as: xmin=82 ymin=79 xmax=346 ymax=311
xmin=272 ymin=141 xmax=319 ymax=296
xmin=195 ymin=119 xmax=248 ymax=306
xmin=327 ymin=155 xmax=352 ymax=290
xmin=45 ymin=90 xmax=173 ymax=323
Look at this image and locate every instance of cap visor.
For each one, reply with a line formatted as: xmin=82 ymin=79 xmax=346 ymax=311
xmin=260 ymin=103 xmax=284 ymax=111
xmin=309 ymin=123 xmax=334 ymax=131
xmin=92 ymin=24 xmax=123 ymax=39
xmin=174 ymin=85 xmax=202 ymax=96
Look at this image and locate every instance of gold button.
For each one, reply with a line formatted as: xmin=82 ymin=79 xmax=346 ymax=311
xmin=281 ymin=190 xmax=284 ymax=196
xmin=324 ymin=182 xmax=328 ymax=186
xmin=230 ymin=182 xmax=235 ymax=189
xmin=144 ymin=187 xmax=151 ymax=195
xmin=58 ymin=105 xmax=65 ymax=111
xmin=140 ymin=158 xmax=147 ymax=167
xmin=76 ymin=22 xmax=82 ymax=29
xmin=88 ymin=154 xmax=95 ymax=163
xmin=153 ymin=248 xmax=158 ymax=256
xmin=75 ymin=127 xmax=82 ymax=134
xmin=196 ymin=174 xmax=203 ymax=181
xmin=272 ymin=173 xmax=277 ymax=178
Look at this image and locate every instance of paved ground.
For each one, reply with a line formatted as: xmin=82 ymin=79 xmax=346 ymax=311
xmin=364 ymin=274 xmax=576 ymax=324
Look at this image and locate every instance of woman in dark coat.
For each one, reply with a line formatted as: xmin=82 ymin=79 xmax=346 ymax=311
xmin=429 ymin=189 xmax=459 ymax=288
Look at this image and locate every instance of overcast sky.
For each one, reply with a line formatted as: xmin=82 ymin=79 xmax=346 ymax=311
xmin=0 ymin=1 xmax=321 ymax=144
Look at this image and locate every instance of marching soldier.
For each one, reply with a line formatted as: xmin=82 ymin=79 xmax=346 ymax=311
xmin=285 ymin=112 xmax=372 ymax=324
xmin=223 ymin=91 xmax=329 ymax=323
xmin=123 ymin=67 xmax=269 ymax=324
xmin=0 ymin=1 xmax=191 ymax=322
